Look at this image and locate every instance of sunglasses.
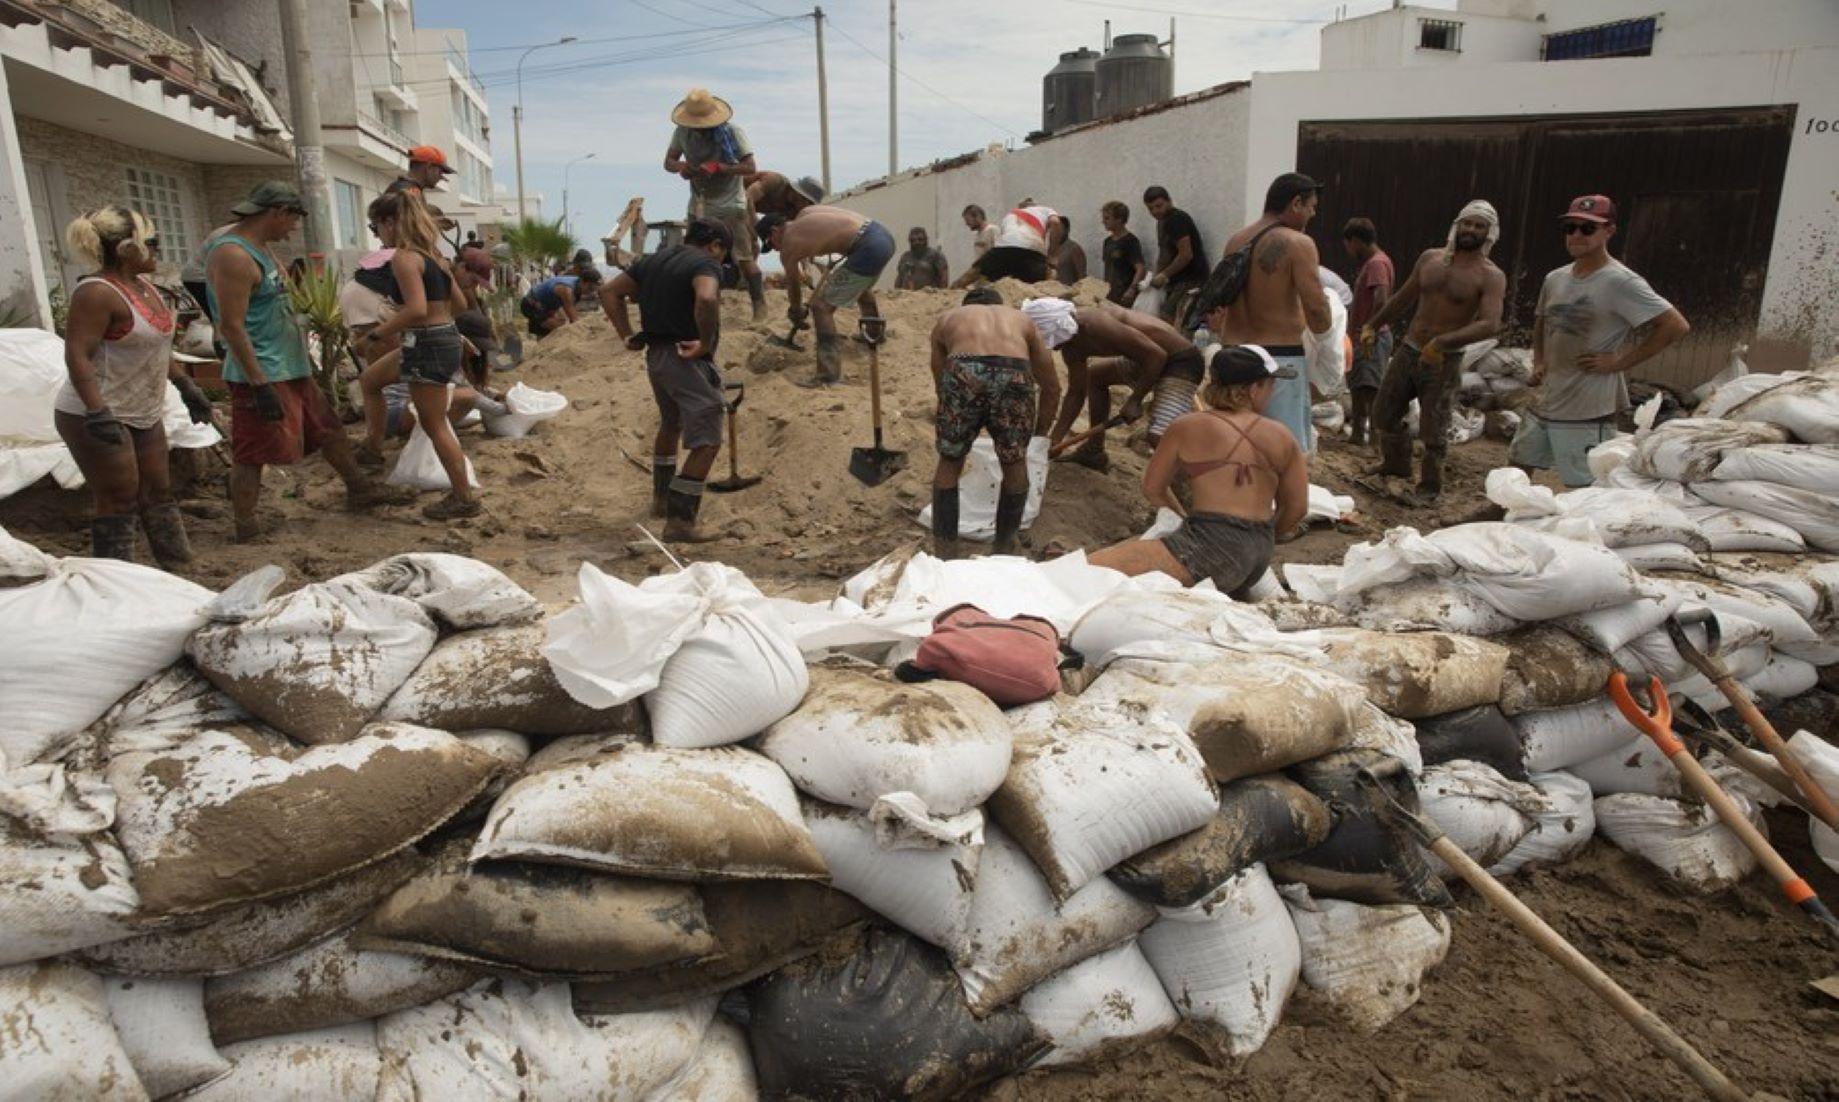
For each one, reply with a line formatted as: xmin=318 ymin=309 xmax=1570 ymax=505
xmin=143 ymin=237 xmax=161 ymax=249
xmin=1562 ymin=222 xmax=1600 ymax=236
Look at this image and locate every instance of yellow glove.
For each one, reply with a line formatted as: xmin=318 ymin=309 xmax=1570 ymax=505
xmin=1359 ymin=325 xmax=1377 ymax=353
xmin=1419 ymin=341 xmax=1446 ymax=368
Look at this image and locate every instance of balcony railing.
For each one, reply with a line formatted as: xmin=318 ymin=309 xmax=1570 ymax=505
xmin=357 ymin=109 xmax=411 ymax=153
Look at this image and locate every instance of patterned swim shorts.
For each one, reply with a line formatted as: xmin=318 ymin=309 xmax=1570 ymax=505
xmin=936 ymin=355 xmax=1036 ymax=464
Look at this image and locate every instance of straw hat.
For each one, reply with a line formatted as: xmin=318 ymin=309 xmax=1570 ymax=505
xmin=671 ymin=88 xmax=733 ymax=129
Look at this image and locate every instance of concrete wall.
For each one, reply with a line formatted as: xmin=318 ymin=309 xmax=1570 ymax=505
xmin=1248 ymin=46 xmax=1839 ymax=367
xmin=0 ymin=60 xmax=50 ymax=325
xmin=1321 ymin=7 xmax=1542 ymax=70
xmin=170 ymin=0 xmax=290 ymax=119
xmin=1531 ymin=0 xmax=1839 ymax=57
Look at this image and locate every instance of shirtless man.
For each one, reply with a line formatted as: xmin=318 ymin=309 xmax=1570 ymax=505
xmin=1203 ymin=173 xmax=1333 ymax=456
xmin=1028 ymin=299 xmax=1204 ymax=471
xmin=757 ymin=204 xmax=895 ymax=387
xmin=929 ymin=287 xmax=1061 ymax=556
xmin=746 ymin=171 xmax=822 ymax=217
xmin=1363 ymin=200 xmax=1507 ymax=503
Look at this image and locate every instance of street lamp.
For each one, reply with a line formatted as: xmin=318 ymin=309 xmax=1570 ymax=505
xmin=514 ymin=35 xmax=577 ymax=222
xmin=562 ymin=152 xmax=596 ymax=240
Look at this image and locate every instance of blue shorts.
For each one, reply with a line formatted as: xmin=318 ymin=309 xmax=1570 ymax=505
xmin=821 ymin=221 xmax=895 ymax=308
xmin=1509 ymin=410 xmax=1617 ymax=487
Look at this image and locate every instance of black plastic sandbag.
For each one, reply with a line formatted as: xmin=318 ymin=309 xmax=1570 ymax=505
xmin=1412 ymin=704 xmax=1529 ymax=781
xmin=1109 ymin=774 xmax=1333 ymax=908
xmin=746 ymin=925 xmax=1050 ymax=1102
xmin=1268 ymin=750 xmax=1453 ymax=908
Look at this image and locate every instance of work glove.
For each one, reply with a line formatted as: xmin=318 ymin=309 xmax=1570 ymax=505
xmin=85 ymin=407 xmax=125 ymax=445
xmin=1418 ymin=341 xmax=1447 ymax=369
xmin=174 ymin=375 xmax=214 ymax=424
xmin=252 ymin=382 xmax=285 ymax=422
xmin=1359 ymin=325 xmax=1377 ymax=354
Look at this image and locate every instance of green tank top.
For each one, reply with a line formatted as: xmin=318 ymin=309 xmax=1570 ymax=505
xmin=205 ymin=233 xmax=312 ymax=384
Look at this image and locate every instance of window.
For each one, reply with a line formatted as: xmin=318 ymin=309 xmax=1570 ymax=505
xmin=1418 ymin=18 xmax=1463 ymax=52
xmin=334 ymin=180 xmax=365 ymax=250
xmin=124 ymin=167 xmax=196 ymax=268
xmin=1543 ymin=17 xmax=1658 ymax=61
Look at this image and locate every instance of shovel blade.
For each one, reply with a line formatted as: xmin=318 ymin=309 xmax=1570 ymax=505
xmin=849 ymin=446 xmax=908 ymax=487
xmin=707 ymin=475 xmax=763 ymax=494
xmin=766 ymin=335 xmax=804 ymax=351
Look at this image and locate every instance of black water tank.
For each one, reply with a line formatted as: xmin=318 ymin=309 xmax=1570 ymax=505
xmin=1096 ymin=33 xmax=1171 ymax=119
xmin=1042 ymin=47 xmax=1099 ymax=132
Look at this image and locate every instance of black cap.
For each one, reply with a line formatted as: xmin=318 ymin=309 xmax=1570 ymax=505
xmin=686 ymin=216 xmax=733 ymax=251
xmin=755 ymin=212 xmax=788 ymax=253
xmin=1208 ymin=344 xmax=1296 ymax=386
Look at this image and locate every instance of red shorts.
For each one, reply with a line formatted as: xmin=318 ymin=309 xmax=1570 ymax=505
xmin=228 ymin=378 xmax=342 ymax=467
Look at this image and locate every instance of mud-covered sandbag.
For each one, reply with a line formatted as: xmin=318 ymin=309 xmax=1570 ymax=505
xmin=1337 ymin=523 xmax=1647 ymax=623
xmin=205 ymin=927 xmax=482 ymax=1045
xmin=1687 ymin=504 xmax=1808 ymax=553
xmin=378 ymin=624 xmax=644 ymax=735
xmin=0 ymin=962 xmax=145 ymax=1100
xmin=1109 ymin=775 xmax=1332 ymax=908
xmin=1415 ymin=761 xmax=1546 ymax=877
xmin=953 ymin=827 xmax=1154 ymax=1015
xmin=1412 ymin=705 xmax=1528 ymax=782
xmin=95 ymin=664 xmax=249 ymax=758
xmin=990 ymin=698 xmax=1217 ymax=899
xmin=1789 ymin=731 xmax=1839 ymax=877
xmin=186 ymin=1023 xmax=380 ymax=1101
xmin=1515 ymin=698 xmax=1640 ymax=773
xmin=1489 ymin=771 xmax=1596 ymax=876
xmin=1344 ymin=577 xmax=1522 ymax=635
xmin=571 ymin=882 xmax=870 ymax=1013
xmin=1498 ymin=626 xmax=1615 ymax=716
xmin=1182 ymin=659 xmax=1365 ymax=782
xmin=1746 ymin=653 xmax=1821 ymax=702
xmin=803 ymin=800 xmax=981 ymax=951
xmin=186 ymin=570 xmax=439 ymax=745
xmin=754 ymin=667 xmax=1011 ymax=820
xmin=746 ymin=925 xmax=1050 ymax=1101
xmin=1270 ymin=751 xmax=1452 ymax=908
xmin=1283 ymin=887 xmax=1451 ymax=1032
xmin=1570 ymin=736 xmax=1683 ymax=798
xmin=357 ymin=838 xmax=713 ymax=975
xmin=1020 ymin=940 xmax=1178 ymax=1067
xmin=76 ymin=849 xmax=421 ymax=977
xmin=472 ymin=735 xmax=826 ymax=881
xmin=1657 ymin=574 xmax=1825 ymax=653
xmin=335 ymin=552 xmax=542 ymax=630
xmin=109 ymin=723 xmax=499 ymax=915
xmin=1554 ymin=584 xmax=1683 ymax=654
xmin=1709 ymin=554 xmax=1839 ymax=638
xmin=102 ymin=975 xmax=230 ymax=1097
xmin=1138 ymin=864 xmax=1301 ymax=1056
xmin=0 ymin=815 xmax=140 ymax=966
xmin=1616 ymin=542 xmax=1705 ymax=574
xmin=656 ymin=1018 xmax=757 ymax=1100
xmin=1693 ymin=480 xmax=1839 ymax=553
xmin=1629 ymin=417 xmax=1787 ymax=482
xmin=1711 ymin=443 xmax=1839 ymax=492
xmin=1595 ymin=791 xmax=1763 ymax=892
xmin=1347 ymin=700 xmax=1425 ymax=776
xmin=1316 ymin=628 xmax=1509 ymax=719
xmin=1719 ymin=372 xmax=1839 ymax=444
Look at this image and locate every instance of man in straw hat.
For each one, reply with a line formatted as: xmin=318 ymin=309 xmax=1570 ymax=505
xmin=665 ymin=88 xmax=768 ymax=323
xmin=1360 ymin=199 xmax=1507 ymax=504
xmin=757 ymin=190 xmax=895 ymax=388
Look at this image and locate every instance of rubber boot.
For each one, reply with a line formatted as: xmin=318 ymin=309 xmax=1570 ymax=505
xmin=993 ymin=490 xmax=1027 ymax=556
xmin=140 ymin=502 xmax=194 ymax=568
xmin=746 ymin=271 xmax=768 ymax=324
xmin=663 ymin=477 xmax=719 ymax=543
xmin=931 ymin=487 xmax=960 ymax=559
xmin=802 ymin=332 xmax=843 ymax=388
xmin=651 ymin=457 xmax=675 ymax=519
xmin=1375 ymin=431 xmax=1413 ymax=479
xmin=1416 ymin=449 xmax=1444 ymax=505
xmin=91 ymin=513 xmax=139 ymax=562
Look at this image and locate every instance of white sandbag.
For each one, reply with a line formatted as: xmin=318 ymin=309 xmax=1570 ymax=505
xmin=1020 ymin=940 xmax=1179 ymax=1067
xmin=1587 ymin=433 xmax=1637 ymax=483
xmin=94 ymin=665 xmax=248 ymax=759
xmin=187 ymin=568 xmax=438 ymax=745
xmin=648 ymin=591 xmax=808 ymax=750
xmin=1068 ymin=586 xmax=1305 ymax=669
xmin=1653 ymin=575 xmax=1823 ymax=651
xmin=0 ymin=327 xmax=68 ymax=440
xmin=951 ymin=828 xmax=1154 ymax=1016
xmin=1485 ymin=469 xmax=1707 ymax=551
xmin=1346 ymin=577 xmax=1523 ymax=636
xmin=187 ymin=1023 xmax=381 ymax=1102
xmin=1692 ymin=479 xmax=1839 ymax=553
xmin=375 ymin=980 xmax=711 ymax=1101
xmin=0 ymin=962 xmax=146 ymax=1101
xmin=1414 ymin=761 xmax=1546 ymax=878
xmin=1683 ymin=504 xmax=1807 ymax=553
xmin=1595 ymin=791 xmax=1763 ymax=892
xmin=473 ymin=735 xmax=828 ymax=881
xmin=335 ymin=552 xmax=542 ymax=630
xmin=1719 ymin=373 xmax=1839 ymax=444
xmin=380 ymin=624 xmax=643 ymax=736
xmin=1138 ymin=864 xmax=1301 ymax=1056
xmin=1515 ymin=698 xmax=1641 ymax=773
xmin=804 ymin=801 xmax=981 ymax=951
xmin=1302 ymin=282 xmax=1348 ymax=398
xmin=387 ymin=424 xmax=478 ymax=490
xmin=481 ymin=380 xmax=568 ymax=438
xmin=1690 ymin=344 xmax=1749 ymax=407
xmin=0 ymin=815 xmax=140 ymax=967
xmin=1788 ymin=731 xmax=1839 ymax=877
xmin=1315 ymin=628 xmax=1509 ymax=719
xmin=1553 ymin=585 xmax=1683 ymax=654
xmin=1283 ymin=887 xmax=1451 ymax=1033
xmin=0 ymin=751 xmax=116 ymax=839
xmin=754 ymin=667 xmax=1010 ymax=819
xmin=1337 ymin=523 xmax=1646 ymax=623
xmin=1697 ymin=371 xmax=1794 ymax=418
xmin=1615 ymin=613 xmax=1768 ymax=682
xmin=652 ymin=1019 xmax=758 ymax=1101
xmin=990 ymin=698 xmax=1217 ymax=899
xmin=1489 ymin=770 xmax=1597 ymax=875
xmin=108 ymin=723 xmax=499 ymax=915
xmin=1629 ymin=418 xmax=1788 ymax=483
xmin=914 ymin=435 xmax=1051 ymax=542
xmin=1746 ymin=653 xmax=1820 ymax=702
xmin=1708 ymin=555 xmax=1839 ymax=636
xmin=0 ymin=527 xmax=213 ymax=766
xmin=1616 ymin=542 xmax=1704 ymax=573
xmin=1570 ymin=736 xmax=1683 ymax=798
xmin=103 ymin=975 xmax=231 ymax=1098
xmin=1711 ymin=443 xmax=1839 ymax=492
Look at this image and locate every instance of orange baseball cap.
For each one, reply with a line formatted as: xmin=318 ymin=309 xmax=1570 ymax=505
xmin=408 ymin=145 xmax=457 ymax=174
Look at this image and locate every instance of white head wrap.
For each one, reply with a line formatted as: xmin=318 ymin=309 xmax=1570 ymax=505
xmin=1021 ymin=297 xmax=1078 ymax=349
xmin=1447 ymin=199 xmax=1501 ymax=258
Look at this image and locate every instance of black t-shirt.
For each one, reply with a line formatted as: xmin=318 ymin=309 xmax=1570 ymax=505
xmin=1101 ymin=232 xmax=1144 ymax=303
xmin=628 ymin=245 xmax=723 ymax=342
xmin=1157 ymin=208 xmax=1211 ymax=286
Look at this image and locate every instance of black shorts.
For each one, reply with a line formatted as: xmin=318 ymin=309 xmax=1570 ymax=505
xmin=520 ymin=296 xmax=552 ymax=336
xmin=1162 ymin=511 xmax=1275 ymax=599
xmin=401 ymin=324 xmax=464 ymax=386
xmin=1162 ymin=345 xmax=1205 ymax=383
xmin=973 ymin=247 xmax=1048 ymax=284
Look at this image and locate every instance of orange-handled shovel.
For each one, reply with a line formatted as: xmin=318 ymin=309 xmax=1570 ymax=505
xmin=1609 ymin=671 xmax=1839 ymax=946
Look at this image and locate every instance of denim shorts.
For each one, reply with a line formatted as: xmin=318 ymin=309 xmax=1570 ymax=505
xmin=401 ymin=323 xmax=463 ymax=386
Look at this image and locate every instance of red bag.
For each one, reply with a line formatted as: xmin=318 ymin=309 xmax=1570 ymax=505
xmin=903 ymin=603 xmax=1063 ymax=707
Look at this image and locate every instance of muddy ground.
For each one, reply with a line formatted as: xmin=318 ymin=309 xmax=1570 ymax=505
xmin=4 ymin=284 xmax=1835 ymax=1100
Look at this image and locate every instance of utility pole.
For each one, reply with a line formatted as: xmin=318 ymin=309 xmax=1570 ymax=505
xmin=813 ymin=7 xmax=831 ymax=193
xmin=515 ymin=36 xmax=576 ymax=223
xmin=887 ymin=0 xmax=898 ymax=177
xmin=277 ymin=0 xmax=331 ymax=256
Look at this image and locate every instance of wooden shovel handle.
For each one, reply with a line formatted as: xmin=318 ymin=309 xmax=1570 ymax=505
xmin=1715 ymin=675 xmax=1839 ymax=832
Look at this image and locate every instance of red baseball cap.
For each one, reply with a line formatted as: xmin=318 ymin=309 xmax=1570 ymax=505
xmin=1561 ymin=194 xmax=1616 ymax=224
xmin=408 ymin=145 xmax=457 ymax=174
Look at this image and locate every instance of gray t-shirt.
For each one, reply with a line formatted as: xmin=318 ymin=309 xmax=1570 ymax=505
xmin=1535 ymin=260 xmax=1672 ymax=421
xmin=672 ymin=123 xmax=753 ymax=214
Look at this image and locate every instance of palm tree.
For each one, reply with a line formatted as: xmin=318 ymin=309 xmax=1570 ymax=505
xmin=501 ymin=216 xmax=575 ymax=275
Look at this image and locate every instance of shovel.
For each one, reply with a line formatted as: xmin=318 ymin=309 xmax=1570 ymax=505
xmin=1049 ymin=416 xmax=1125 ymax=459
xmin=708 ymin=381 xmax=762 ymax=494
xmin=848 ymin=316 xmax=907 ymax=487
xmin=767 ymin=264 xmax=833 ymax=351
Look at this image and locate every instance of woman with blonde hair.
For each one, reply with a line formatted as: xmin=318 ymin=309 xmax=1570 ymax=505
xmin=54 ymin=205 xmax=214 ymax=563
xmin=353 ymin=189 xmax=480 ymax=519
xmin=1088 ymin=344 xmax=1308 ymax=597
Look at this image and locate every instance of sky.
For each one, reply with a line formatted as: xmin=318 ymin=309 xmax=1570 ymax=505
xmin=411 ymin=0 xmax=1426 ymax=252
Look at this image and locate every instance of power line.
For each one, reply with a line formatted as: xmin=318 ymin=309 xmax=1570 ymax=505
xmin=824 ymin=19 xmax=1021 ymax=140
xmin=1057 ymin=0 xmax=1327 ymax=22
xmin=349 ymin=15 xmax=798 ymax=58
xmin=628 ymin=0 xmax=725 ymax=29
